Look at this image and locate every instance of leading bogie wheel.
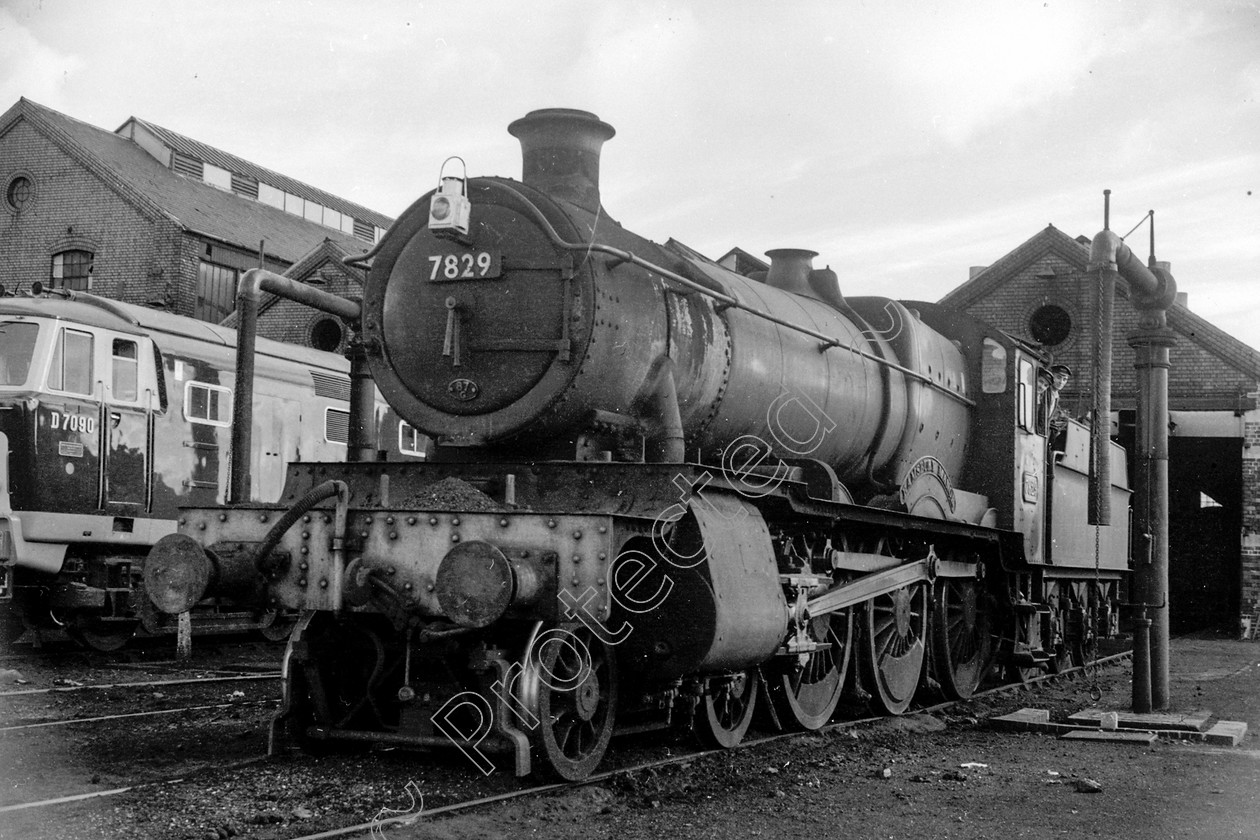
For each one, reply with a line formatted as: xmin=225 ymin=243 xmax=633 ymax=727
xmin=696 ymin=669 xmax=758 ymax=749
xmin=519 ymin=623 xmax=618 ymax=781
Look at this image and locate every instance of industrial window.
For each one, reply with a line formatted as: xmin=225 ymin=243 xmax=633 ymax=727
xmin=185 ymin=381 xmax=231 ymax=426
xmin=325 ymin=407 xmax=349 ymax=445
xmin=399 ymin=422 xmax=426 ymax=458
xmin=51 ymin=250 xmax=94 ymax=291
xmin=202 ymin=164 xmax=232 ymax=191
xmin=231 ymin=172 xmax=259 ymax=199
xmin=172 ymin=152 xmax=203 ymax=178
xmin=257 ymin=182 xmax=284 ymax=209
xmin=48 ymin=328 xmax=94 ymax=395
xmin=195 ymin=260 xmax=239 ymax=323
xmin=111 ymin=339 xmax=139 ymax=402
xmin=5 ymin=175 xmax=34 ymax=213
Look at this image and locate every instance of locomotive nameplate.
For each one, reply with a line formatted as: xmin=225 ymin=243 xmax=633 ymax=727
xmin=426 ymin=245 xmax=502 ymax=281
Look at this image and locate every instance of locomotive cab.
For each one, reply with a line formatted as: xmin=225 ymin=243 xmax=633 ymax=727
xmin=905 ymin=303 xmax=1130 ymax=673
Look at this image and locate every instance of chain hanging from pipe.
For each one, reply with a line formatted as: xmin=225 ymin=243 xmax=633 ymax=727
xmin=1088 ymin=193 xmax=1115 ymax=526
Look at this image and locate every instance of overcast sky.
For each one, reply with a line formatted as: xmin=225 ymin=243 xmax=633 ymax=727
xmin=3 ymin=1 xmax=1258 ymax=350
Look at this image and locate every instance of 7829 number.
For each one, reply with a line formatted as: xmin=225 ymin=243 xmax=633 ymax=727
xmin=427 ymin=250 xmax=500 ymax=281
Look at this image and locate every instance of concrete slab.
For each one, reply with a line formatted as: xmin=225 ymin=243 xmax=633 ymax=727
xmin=1204 ymin=721 xmax=1248 ymax=747
xmin=1066 ymin=709 xmax=1212 ymax=732
xmin=1060 ymin=729 xmax=1159 ymax=745
xmin=990 ymin=709 xmax=1077 ymax=736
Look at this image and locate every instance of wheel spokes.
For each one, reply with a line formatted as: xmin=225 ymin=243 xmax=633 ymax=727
xmin=769 ymin=609 xmax=852 ymax=730
xmin=696 ymin=669 xmax=758 ymax=749
xmin=861 ymin=583 xmax=927 ymax=715
xmin=524 ymin=624 xmax=618 ymax=780
xmin=931 ymin=577 xmax=992 ymax=700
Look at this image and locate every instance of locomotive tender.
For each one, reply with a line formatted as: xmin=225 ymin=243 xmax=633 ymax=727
xmin=143 ymin=109 xmax=1131 ymax=779
xmin=0 ymin=290 xmax=420 ymax=649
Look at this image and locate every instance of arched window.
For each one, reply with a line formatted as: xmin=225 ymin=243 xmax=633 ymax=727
xmin=51 ymin=249 xmax=94 ymax=291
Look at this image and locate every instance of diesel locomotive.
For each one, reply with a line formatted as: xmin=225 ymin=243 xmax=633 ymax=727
xmin=142 ymin=109 xmax=1131 ymax=780
xmin=0 ymin=290 xmax=423 ymax=649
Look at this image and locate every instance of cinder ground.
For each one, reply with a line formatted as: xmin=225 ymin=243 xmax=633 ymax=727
xmin=1 ymin=635 xmax=1257 ymax=839
xmin=397 ymin=635 xmax=1260 ymax=840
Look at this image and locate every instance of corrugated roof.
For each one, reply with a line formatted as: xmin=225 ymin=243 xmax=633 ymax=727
xmin=6 ymin=99 xmax=389 ymax=266
xmin=121 ymin=117 xmax=393 ymax=230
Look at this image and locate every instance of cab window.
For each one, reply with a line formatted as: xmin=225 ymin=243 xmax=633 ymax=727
xmin=1017 ymin=357 xmax=1037 ymax=432
xmin=112 ymin=339 xmax=139 ymax=402
xmin=981 ymin=338 xmax=1006 ymax=393
xmin=0 ymin=321 xmax=39 ymax=387
xmin=48 ymin=328 xmax=94 ymax=395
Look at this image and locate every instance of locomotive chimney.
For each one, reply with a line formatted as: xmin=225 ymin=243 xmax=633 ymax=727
xmin=766 ymin=249 xmax=818 ymax=296
xmin=508 ymin=108 xmax=615 ymax=214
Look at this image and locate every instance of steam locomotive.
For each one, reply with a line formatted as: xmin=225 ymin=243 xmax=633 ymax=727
xmin=142 ymin=109 xmax=1130 ymax=779
xmin=0 ymin=290 xmax=421 ymax=650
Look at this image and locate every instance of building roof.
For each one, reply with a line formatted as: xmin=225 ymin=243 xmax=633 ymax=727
xmin=119 ymin=116 xmax=393 ymax=230
xmin=939 ymin=225 xmax=1087 ymax=310
xmin=939 ymin=224 xmax=1260 ymax=378
xmin=1 ymin=98 xmax=391 ymax=265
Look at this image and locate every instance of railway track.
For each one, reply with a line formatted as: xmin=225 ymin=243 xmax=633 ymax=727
xmin=0 ymin=651 xmax=1132 ymax=840
xmin=283 ymin=650 xmax=1136 ymax=840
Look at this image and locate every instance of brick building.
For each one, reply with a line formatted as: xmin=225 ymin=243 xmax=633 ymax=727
xmin=222 ymin=238 xmax=366 ymax=354
xmin=941 ymin=225 xmax=1260 ymax=633
xmin=0 ymin=98 xmax=392 ymax=328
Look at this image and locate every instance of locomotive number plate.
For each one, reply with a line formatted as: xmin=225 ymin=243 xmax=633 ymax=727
xmin=427 ymin=247 xmax=502 ymax=282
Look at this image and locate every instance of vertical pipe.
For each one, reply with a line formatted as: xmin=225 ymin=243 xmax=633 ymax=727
xmin=1089 ymin=269 xmax=1114 ymax=525
xmin=346 ymin=333 xmax=376 ymax=462
xmin=1131 ymin=614 xmax=1152 ymax=713
xmin=229 ymin=268 xmax=363 ymax=502
xmin=229 ymin=275 xmax=260 ymax=505
xmin=1091 ymin=200 xmax=1177 ymax=714
xmin=1129 ymin=323 xmax=1174 ymax=708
